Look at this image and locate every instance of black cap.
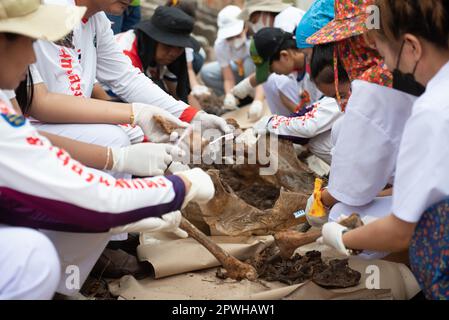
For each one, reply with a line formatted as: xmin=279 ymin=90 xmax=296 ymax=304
xmin=136 ymin=6 xmax=200 ymax=51
xmin=250 ymin=28 xmax=293 ymax=83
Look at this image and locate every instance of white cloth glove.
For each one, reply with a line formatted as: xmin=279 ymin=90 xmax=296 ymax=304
xmin=305 ymin=194 xmax=330 ymax=228
xmin=253 ymin=116 xmax=272 ymax=136
xmin=231 ymin=77 xmax=254 ymax=100
xmin=248 ymin=100 xmax=264 ymax=122
xmin=317 ymin=222 xmax=350 ymax=256
xmin=192 ymin=111 xmax=233 ymax=135
xmin=111 ymin=143 xmax=184 ymax=176
xmin=223 ymin=93 xmax=239 ymax=111
xmin=175 ymin=168 xmax=215 ymax=208
xmin=191 ymin=85 xmax=210 ymax=97
xmin=132 ymin=103 xmax=189 ymax=143
xmin=110 ymin=211 xmax=188 ymax=238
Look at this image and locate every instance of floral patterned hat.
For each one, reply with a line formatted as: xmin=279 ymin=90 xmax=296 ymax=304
xmin=307 ymin=0 xmax=375 ymax=45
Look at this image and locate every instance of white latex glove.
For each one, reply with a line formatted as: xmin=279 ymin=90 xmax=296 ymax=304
xmin=223 ymin=93 xmax=239 ymax=111
xmin=110 ymin=211 xmax=188 ymax=238
xmin=175 ymin=168 xmax=215 ymax=208
xmin=167 ymin=162 xmax=190 ymax=174
xmin=111 ymin=143 xmax=184 ymax=176
xmin=305 ymin=194 xmax=329 ymax=228
xmin=191 ymin=85 xmax=210 ymax=97
xmin=132 ymin=103 xmax=189 ymax=143
xmin=231 ymin=77 xmax=254 ymax=100
xmin=253 ymin=116 xmax=272 ymax=136
xmin=317 ymin=222 xmax=350 ymax=256
xmin=192 ymin=111 xmax=233 ymax=135
xmin=248 ymin=100 xmax=264 ymax=122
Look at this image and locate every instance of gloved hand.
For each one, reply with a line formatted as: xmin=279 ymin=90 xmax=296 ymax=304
xmin=248 ymin=100 xmax=264 ymax=122
xmin=191 ymin=85 xmax=210 ymax=97
xmin=192 ymin=111 xmax=233 ymax=135
xmin=317 ymin=222 xmax=350 ymax=256
xmin=132 ymin=103 xmax=188 ymax=143
xmin=167 ymin=162 xmax=190 ymax=174
xmin=231 ymin=77 xmax=254 ymax=100
xmin=175 ymin=168 xmax=215 ymax=208
xmin=110 ymin=211 xmax=188 ymax=238
xmin=305 ymin=179 xmax=329 ymax=228
xmin=223 ymin=93 xmax=239 ymax=111
xmin=111 ymin=143 xmax=184 ymax=176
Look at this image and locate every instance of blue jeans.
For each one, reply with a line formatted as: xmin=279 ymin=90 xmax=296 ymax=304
xmin=107 ymin=5 xmax=141 ymax=35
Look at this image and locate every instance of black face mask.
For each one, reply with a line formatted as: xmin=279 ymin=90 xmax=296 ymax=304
xmin=392 ymin=41 xmax=426 ymax=97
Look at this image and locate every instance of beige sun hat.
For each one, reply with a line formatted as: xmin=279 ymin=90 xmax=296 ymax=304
xmin=0 ymin=0 xmax=86 ymax=41
xmin=239 ymin=0 xmax=290 ymax=21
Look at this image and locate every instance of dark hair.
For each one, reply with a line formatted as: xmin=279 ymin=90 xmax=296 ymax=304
xmin=15 ymin=68 xmax=34 ymax=115
xmin=310 ymin=43 xmax=349 ymax=85
xmin=376 ymin=0 xmax=449 ymax=49
xmin=166 ymin=0 xmax=197 ymax=19
xmin=270 ymin=39 xmax=298 ymax=62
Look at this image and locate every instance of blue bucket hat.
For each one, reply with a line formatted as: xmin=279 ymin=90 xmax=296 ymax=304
xmin=295 ymin=0 xmax=335 ymax=49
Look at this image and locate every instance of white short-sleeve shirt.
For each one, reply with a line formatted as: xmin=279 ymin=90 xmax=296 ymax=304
xmin=329 ymin=80 xmax=417 ymax=207
xmin=393 ymin=61 xmax=449 ymax=223
xmin=214 ymin=39 xmax=250 ymax=68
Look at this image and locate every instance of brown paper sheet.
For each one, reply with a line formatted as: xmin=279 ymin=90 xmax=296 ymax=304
xmin=137 ymin=233 xmax=274 ymax=279
xmin=112 ymin=235 xmax=421 ymax=300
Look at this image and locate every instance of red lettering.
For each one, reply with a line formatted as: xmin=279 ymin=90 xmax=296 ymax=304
xmin=85 ymin=173 xmax=95 ymax=183
xmin=71 ymin=164 xmax=83 ymax=176
xmin=26 ymin=136 xmax=44 ymax=146
xmin=99 ymin=176 xmax=111 ymax=187
xmin=115 ymin=179 xmax=132 ymax=189
xmin=143 ymin=179 xmax=158 ymax=189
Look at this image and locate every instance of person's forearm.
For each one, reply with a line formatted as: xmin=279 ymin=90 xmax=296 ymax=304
xmin=222 ymin=66 xmax=235 ymax=94
xmin=321 ymin=188 xmax=339 ymax=209
xmin=342 ymin=214 xmax=416 ymax=252
xmin=39 ymin=131 xmax=112 ymax=171
xmin=249 ymin=74 xmax=258 ymax=87
xmin=30 ymin=84 xmax=132 ymax=124
xmin=254 ymin=85 xmax=264 ymax=102
xmin=187 ymin=62 xmax=200 ymax=89
xmin=378 ymin=187 xmax=393 ymax=197
xmin=91 ymin=83 xmax=112 ymax=101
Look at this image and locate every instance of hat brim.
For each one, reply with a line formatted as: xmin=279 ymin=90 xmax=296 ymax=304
xmin=255 ymin=60 xmax=270 ymax=84
xmin=239 ymin=3 xmax=290 ymax=21
xmin=217 ymin=20 xmax=245 ymax=40
xmin=0 ymin=4 xmax=86 ymax=42
xmin=307 ymin=15 xmax=369 ymax=45
xmin=137 ymin=20 xmax=200 ymax=51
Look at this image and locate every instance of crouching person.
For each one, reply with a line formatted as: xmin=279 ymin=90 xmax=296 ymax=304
xmin=0 ymin=0 xmax=214 ymax=298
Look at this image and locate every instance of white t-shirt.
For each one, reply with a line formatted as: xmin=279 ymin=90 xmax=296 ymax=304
xmin=214 ymin=38 xmax=250 ymax=68
xmin=34 ymin=0 xmax=194 ymax=121
xmin=328 ymin=80 xmax=417 ymax=207
xmin=263 ymin=73 xmax=300 ymax=116
xmin=274 ymin=6 xmax=306 ymax=33
xmin=264 ymin=72 xmax=323 ymax=116
xmin=393 ymin=61 xmax=449 ymax=223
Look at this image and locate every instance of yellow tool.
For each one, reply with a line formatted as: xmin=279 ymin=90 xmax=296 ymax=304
xmin=309 ymin=178 xmax=327 ymax=218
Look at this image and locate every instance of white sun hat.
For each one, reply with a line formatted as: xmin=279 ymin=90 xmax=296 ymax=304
xmin=217 ymin=5 xmax=245 ymax=40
